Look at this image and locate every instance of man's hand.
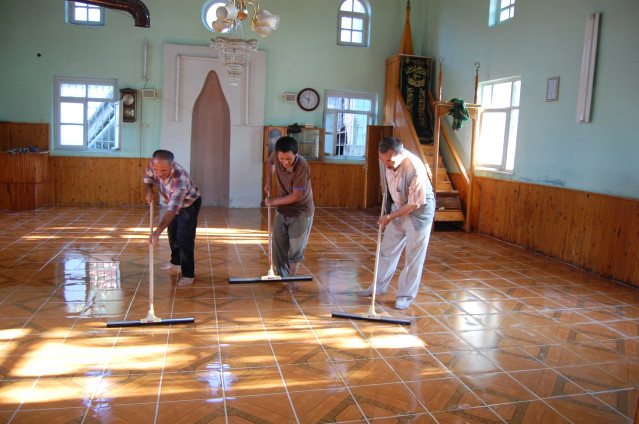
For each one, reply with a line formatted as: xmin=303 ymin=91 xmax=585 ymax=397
xmin=263 ymin=182 xmax=272 ymax=194
xmin=149 ymin=229 xmax=161 ymax=246
xmin=378 ymin=214 xmax=392 ymax=229
xmin=264 ymin=197 xmax=274 ymax=207
xmin=145 ymin=191 xmax=156 ymax=205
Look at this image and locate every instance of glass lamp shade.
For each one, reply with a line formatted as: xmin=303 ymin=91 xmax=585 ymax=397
xmin=252 ymin=25 xmax=272 ymax=37
xmin=256 ymin=10 xmax=279 ymax=30
xmin=212 ymin=19 xmax=230 ymax=33
xmin=216 ymin=3 xmax=238 ymax=21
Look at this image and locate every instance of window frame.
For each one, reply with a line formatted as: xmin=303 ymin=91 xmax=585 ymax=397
xmin=54 ymin=76 xmax=121 ymax=152
xmin=476 ymin=77 xmax=521 ymax=173
xmin=66 ymin=2 xmax=106 ymax=27
xmin=323 ymin=90 xmax=377 ymax=161
xmin=489 ymin=0 xmax=515 ymax=27
xmin=337 ymin=0 xmax=370 ymax=47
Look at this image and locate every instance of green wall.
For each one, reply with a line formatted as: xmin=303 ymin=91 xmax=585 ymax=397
xmin=419 ymin=0 xmax=639 ymax=199
xmin=0 ymin=0 xmax=405 ymax=158
xmin=2 ymin=0 xmax=637 ymax=199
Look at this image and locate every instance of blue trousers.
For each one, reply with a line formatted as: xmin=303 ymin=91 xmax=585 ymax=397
xmin=167 ymin=197 xmax=201 ymax=278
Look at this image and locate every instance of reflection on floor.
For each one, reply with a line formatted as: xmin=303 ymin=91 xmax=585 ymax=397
xmin=0 ymin=205 xmax=637 ymax=424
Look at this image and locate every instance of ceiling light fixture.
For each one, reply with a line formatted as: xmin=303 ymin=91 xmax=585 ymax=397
xmin=210 ymin=0 xmax=279 ymax=86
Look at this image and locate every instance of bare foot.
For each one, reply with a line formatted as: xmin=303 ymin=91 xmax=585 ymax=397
xmin=286 ymin=282 xmax=301 ymax=293
xmin=178 ymin=277 xmax=194 ymax=286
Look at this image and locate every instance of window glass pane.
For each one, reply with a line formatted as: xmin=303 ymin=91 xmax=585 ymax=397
xmin=352 ymin=18 xmax=363 ymax=31
xmin=481 ymin=85 xmax=492 ymax=107
xmin=88 ymin=84 xmax=113 ymax=99
xmin=75 ymin=7 xmax=88 ymax=21
xmin=478 ymin=112 xmax=506 ymax=165
xmin=327 ymin=96 xmax=344 ymax=109
xmin=353 ymin=0 xmax=365 ymax=13
xmin=350 ymin=98 xmax=371 ymax=112
xmin=352 ymin=31 xmax=363 ymax=44
xmin=88 ymin=102 xmax=117 ymax=150
xmin=512 ymin=80 xmax=521 ymax=107
xmin=341 ymin=16 xmax=352 ymax=29
xmin=60 ymin=102 xmax=85 ymax=124
xmin=506 ymin=109 xmax=518 ymax=170
xmin=492 ymin=82 xmax=512 ymax=108
xmin=500 ymin=0 xmax=511 ymax=8
xmin=61 ymin=83 xmax=86 ymax=98
xmin=60 ymin=125 xmax=84 ymax=146
xmin=87 ymin=7 xmax=101 ymax=22
xmin=340 ymin=0 xmax=353 ymax=12
xmin=340 ymin=30 xmax=351 ymax=42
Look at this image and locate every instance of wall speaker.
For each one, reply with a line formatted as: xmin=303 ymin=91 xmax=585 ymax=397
xmin=142 ymin=88 xmax=156 ymax=99
xmin=283 ymin=93 xmax=297 ymax=103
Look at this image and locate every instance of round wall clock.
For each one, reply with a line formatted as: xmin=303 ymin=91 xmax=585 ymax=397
xmin=296 ymin=88 xmax=320 ymax=111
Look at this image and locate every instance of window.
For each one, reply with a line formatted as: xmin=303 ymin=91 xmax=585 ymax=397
xmin=477 ymin=77 xmax=520 ymax=172
xmin=54 ymin=77 xmax=120 ymax=151
xmin=324 ymin=91 xmax=376 ymax=160
xmin=202 ymin=0 xmax=227 ymax=32
xmin=66 ymin=2 xmax=105 ymax=26
xmin=489 ymin=0 xmax=515 ymax=27
xmin=338 ymin=0 xmax=370 ymax=47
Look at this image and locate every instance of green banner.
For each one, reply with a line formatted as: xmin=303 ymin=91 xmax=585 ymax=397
xmin=399 ymin=55 xmax=434 ymax=144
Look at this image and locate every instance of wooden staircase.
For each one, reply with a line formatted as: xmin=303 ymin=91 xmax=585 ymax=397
xmin=420 ymin=144 xmax=465 ymax=222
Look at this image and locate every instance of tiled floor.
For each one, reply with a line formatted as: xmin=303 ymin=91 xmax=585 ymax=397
xmin=0 ymin=205 xmax=637 ymax=424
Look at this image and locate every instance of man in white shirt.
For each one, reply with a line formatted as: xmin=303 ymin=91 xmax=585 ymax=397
xmin=358 ymin=137 xmax=436 ymax=309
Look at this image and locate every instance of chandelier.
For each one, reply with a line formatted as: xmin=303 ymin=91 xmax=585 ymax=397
xmin=211 ymin=0 xmax=280 ymax=86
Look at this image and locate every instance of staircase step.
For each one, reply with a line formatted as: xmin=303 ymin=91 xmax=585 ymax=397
xmin=435 ymin=209 xmax=466 ymax=222
xmin=436 ymin=191 xmax=462 ymax=210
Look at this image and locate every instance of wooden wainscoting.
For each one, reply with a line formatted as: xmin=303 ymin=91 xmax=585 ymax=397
xmin=0 ymin=122 xmax=50 ymax=151
xmin=463 ymin=175 xmax=639 ymax=288
xmin=0 ymin=152 xmax=53 ymax=209
xmin=308 ymin=162 xmax=367 ymax=208
xmin=51 ymin=156 xmax=148 ymax=205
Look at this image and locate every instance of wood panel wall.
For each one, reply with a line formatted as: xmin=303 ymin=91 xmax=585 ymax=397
xmin=308 ymin=162 xmax=367 ymax=208
xmin=455 ymin=174 xmax=639 ymax=288
xmin=0 ymin=122 xmax=50 ymax=151
xmin=0 ymin=152 xmax=53 ymax=209
xmin=51 ymin=156 xmax=148 ymax=205
xmin=0 ymin=123 xmax=53 ymax=209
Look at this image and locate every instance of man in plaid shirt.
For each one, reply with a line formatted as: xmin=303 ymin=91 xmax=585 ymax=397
xmin=144 ymin=150 xmax=201 ymax=286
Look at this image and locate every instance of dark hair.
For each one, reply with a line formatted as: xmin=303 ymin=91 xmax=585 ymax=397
xmin=379 ymin=137 xmax=404 ymax=154
xmin=152 ymin=149 xmax=174 ymax=165
xmin=275 ymin=136 xmax=298 ymax=154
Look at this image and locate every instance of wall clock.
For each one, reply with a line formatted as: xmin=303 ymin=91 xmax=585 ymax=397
xmin=120 ymin=88 xmax=137 ymax=122
xmin=296 ymin=88 xmax=320 ymax=112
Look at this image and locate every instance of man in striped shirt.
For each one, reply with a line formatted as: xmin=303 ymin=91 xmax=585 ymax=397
xmin=144 ymin=150 xmax=201 ymax=286
xmin=358 ymin=137 xmax=436 ymax=309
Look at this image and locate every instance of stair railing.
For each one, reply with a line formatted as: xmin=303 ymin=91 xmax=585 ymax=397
xmin=392 ymin=85 xmax=434 ymax=183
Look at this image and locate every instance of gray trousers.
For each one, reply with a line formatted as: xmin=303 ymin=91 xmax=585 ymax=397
xmin=375 ymin=205 xmax=433 ymax=301
xmin=272 ymin=212 xmax=313 ymax=278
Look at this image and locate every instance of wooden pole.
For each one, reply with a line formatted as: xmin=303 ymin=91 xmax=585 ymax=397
xmin=437 ymin=57 xmax=443 ymax=101
xmin=465 ymin=62 xmax=481 ymax=232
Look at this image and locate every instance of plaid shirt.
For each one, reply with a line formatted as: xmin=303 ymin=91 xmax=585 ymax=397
xmin=143 ymin=160 xmax=200 ymax=214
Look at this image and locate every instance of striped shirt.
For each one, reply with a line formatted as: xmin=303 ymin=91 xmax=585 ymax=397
xmin=143 ymin=161 xmax=200 ymax=214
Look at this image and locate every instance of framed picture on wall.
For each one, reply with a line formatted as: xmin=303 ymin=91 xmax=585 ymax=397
xmin=546 ymin=77 xmax=559 ymax=102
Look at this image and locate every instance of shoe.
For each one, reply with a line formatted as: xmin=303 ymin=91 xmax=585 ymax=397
xmin=395 ymin=298 xmax=411 ymax=310
xmin=160 ymin=263 xmax=179 ymax=272
xmin=178 ymin=277 xmax=194 ymax=286
xmin=357 ymin=286 xmax=387 ymax=297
